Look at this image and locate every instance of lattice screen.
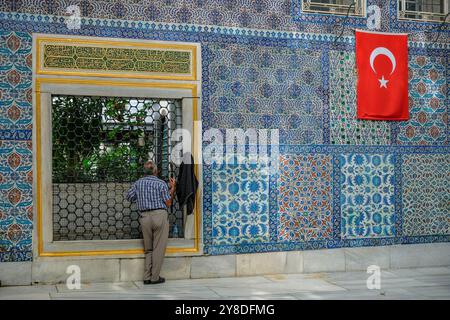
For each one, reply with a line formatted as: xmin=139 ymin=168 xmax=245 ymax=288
xmin=51 ymin=95 xmax=184 ymax=241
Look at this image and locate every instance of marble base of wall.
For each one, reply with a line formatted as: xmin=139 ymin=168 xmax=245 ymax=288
xmin=0 ymin=262 xmax=32 ymax=286
xmin=0 ymin=243 xmax=449 ymax=285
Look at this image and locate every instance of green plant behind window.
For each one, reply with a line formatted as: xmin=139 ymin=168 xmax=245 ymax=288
xmin=52 ymin=95 xmax=154 ymax=183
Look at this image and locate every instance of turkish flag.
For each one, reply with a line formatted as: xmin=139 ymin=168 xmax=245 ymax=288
xmin=356 ymin=30 xmax=409 ymax=120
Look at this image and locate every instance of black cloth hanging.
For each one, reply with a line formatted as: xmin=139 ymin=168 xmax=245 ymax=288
xmin=176 ymin=153 xmax=198 ymax=215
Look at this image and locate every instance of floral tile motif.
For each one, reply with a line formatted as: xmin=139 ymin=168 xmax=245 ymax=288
xmin=0 ymin=0 xmax=295 ymax=32
xmin=402 ymin=154 xmax=449 ymax=236
xmin=0 ymin=30 xmax=33 ymax=261
xmin=395 ymin=55 xmax=447 ymax=145
xmin=278 ymin=154 xmax=333 ymax=242
xmin=212 ymin=158 xmax=270 ymax=245
xmin=3 ymin=0 xmax=440 ymax=39
xmin=0 ymin=31 xmax=32 ymax=130
xmin=207 ymin=43 xmax=326 ymax=145
xmin=340 ymin=154 xmax=395 ymax=239
xmin=330 ymin=51 xmax=391 ymax=145
xmin=0 ymin=140 xmax=33 ymax=262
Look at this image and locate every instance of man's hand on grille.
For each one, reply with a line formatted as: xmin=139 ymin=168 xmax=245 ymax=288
xmin=169 ymin=177 xmax=176 ymax=191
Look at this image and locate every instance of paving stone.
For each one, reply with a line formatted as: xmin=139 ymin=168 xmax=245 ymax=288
xmin=1 ymin=267 xmax=449 ymax=300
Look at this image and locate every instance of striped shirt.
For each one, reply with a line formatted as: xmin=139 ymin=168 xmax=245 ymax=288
xmin=126 ymin=175 xmax=171 ymax=211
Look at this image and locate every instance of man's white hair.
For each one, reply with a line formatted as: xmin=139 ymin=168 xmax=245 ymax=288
xmin=144 ymin=161 xmax=157 ymax=175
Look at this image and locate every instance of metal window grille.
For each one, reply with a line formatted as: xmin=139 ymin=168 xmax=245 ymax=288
xmin=51 ymin=95 xmax=184 ymax=241
xmin=399 ymin=0 xmax=449 ymax=22
xmin=302 ymin=0 xmax=365 ymax=17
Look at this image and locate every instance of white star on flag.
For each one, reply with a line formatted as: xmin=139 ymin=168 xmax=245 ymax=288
xmin=378 ymin=75 xmax=389 ymax=88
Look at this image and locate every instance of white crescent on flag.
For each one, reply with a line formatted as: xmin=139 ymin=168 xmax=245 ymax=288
xmin=369 ymin=47 xmax=396 ymax=88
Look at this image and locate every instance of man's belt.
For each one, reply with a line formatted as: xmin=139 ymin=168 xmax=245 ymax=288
xmin=140 ymin=208 xmax=166 ymax=213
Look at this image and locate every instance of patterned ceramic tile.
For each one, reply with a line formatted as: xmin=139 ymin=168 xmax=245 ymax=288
xmin=0 ymin=4 xmax=448 ymax=260
xmin=340 ymin=154 xmax=396 ymax=239
xmin=278 ymin=154 xmax=333 ymax=242
xmin=395 ymin=55 xmax=447 ymax=145
xmin=0 ymin=139 xmax=33 ymax=262
xmin=0 ymin=31 xmax=32 ymax=130
xmin=0 ymin=0 xmax=294 ymax=31
xmin=212 ymin=157 xmax=270 ymax=245
xmin=329 ymin=51 xmax=391 ymax=145
xmin=207 ymin=43 xmax=326 ymax=145
xmin=402 ymin=154 xmax=449 ymax=236
xmin=4 ymin=0 xmax=444 ymax=39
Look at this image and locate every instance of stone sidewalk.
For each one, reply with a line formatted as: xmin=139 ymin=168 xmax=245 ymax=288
xmin=1 ymin=267 xmax=449 ymax=300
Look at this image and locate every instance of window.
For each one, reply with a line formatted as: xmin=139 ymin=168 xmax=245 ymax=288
xmin=34 ymin=35 xmax=201 ymax=256
xmin=302 ymin=0 xmax=366 ymax=17
xmin=52 ymin=95 xmax=184 ymax=241
xmin=398 ymin=0 xmax=449 ymax=22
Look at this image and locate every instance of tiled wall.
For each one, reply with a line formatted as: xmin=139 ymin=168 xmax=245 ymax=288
xmin=207 ymin=44 xmax=327 ymax=145
xmin=0 ymin=31 xmax=33 ymax=262
xmin=0 ymin=0 xmax=448 ymax=261
xmin=0 ymin=0 xmax=444 ymax=36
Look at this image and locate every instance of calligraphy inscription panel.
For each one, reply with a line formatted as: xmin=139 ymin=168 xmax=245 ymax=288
xmin=37 ymin=37 xmax=195 ymax=80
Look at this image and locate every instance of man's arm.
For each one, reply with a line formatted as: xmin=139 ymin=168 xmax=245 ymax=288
xmin=126 ymin=183 xmax=137 ymax=202
xmin=164 ymin=178 xmax=176 ymax=208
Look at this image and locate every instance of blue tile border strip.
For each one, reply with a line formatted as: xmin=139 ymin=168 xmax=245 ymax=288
xmin=0 ymin=129 xmax=32 ymax=140
xmin=269 ymin=166 xmax=279 ymax=243
xmin=205 ymin=235 xmax=450 ymax=255
xmin=203 ymin=163 xmax=213 ymax=251
xmin=0 ymin=251 xmax=32 ymax=262
xmin=394 ymin=153 xmax=404 ymax=239
xmin=278 ymin=145 xmax=450 ymax=154
xmin=321 ymin=47 xmax=331 ymax=145
xmin=332 ymin=154 xmax=341 ymax=240
xmin=187 ymin=144 xmax=449 ymax=156
xmin=0 ymin=11 xmax=448 ymax=49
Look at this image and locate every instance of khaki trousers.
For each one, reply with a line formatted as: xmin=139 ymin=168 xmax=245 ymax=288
xmin=140 ymin=209 xmax=169 ymax=281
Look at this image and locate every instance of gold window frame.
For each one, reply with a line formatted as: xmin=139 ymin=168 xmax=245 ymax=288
xmin=33 ymin=35 xmax=202 ymax=257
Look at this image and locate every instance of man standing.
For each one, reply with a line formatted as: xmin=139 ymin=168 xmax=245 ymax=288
xmin=126 ymin=161 xmax=176 ymax=284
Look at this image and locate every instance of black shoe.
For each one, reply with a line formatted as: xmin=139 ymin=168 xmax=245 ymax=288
xmin=150 ymin=277 xmax=165 ymax=284
xmin=143 ymin=280 xmax=152 ymax=285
